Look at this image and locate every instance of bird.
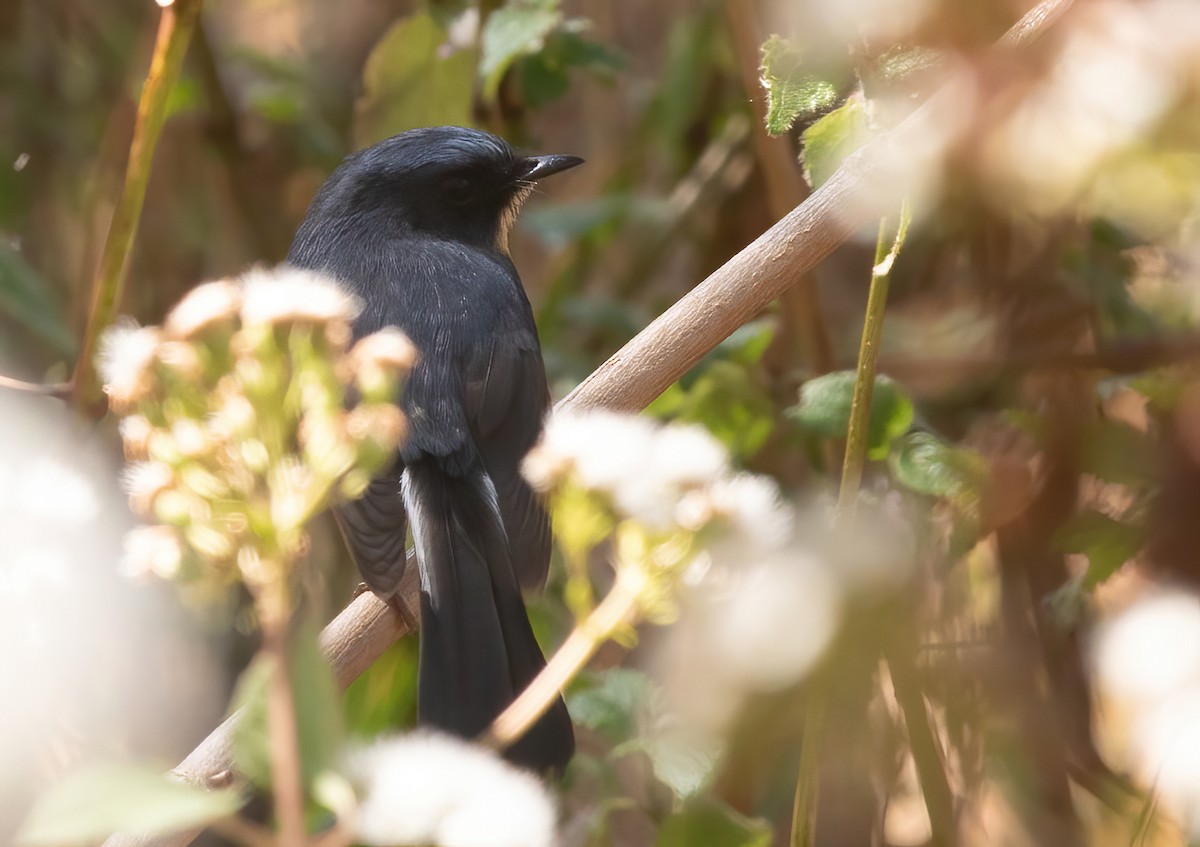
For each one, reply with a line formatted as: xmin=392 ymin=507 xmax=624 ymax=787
xmin=286 ymin=126 xmax=582 ymax=772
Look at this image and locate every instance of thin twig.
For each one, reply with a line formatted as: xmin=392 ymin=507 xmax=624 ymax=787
xmin=482 ymin=568 xmax=643 ymax=749
xmin=886 ymin=645 xmax=957 ymax=846
xmin=0 ymin=374 xmax=72 ymax=397
xmin=71 ymin=0 xmax=205 ymax=412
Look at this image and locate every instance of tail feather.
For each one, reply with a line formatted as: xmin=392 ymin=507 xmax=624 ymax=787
xmin=402 ymin=460 xmax=574 ymax=772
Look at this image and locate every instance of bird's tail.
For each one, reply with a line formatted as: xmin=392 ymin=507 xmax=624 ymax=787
xmin=401 ymin=459 xmax=575 ymax=773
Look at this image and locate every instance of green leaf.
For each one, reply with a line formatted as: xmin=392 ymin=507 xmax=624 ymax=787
xmin=614 ymin=731 xmax=721 ymax=799
xmin=876 ymin=46 xmax=948 ymax=83
xmin=1081 ymin=419 xmax=1156 ymax=486
xmin=231 ymin=622 xmax=344 ymax=792
xmin=343 ymin=637 xmax=418 ymax=737
xmin=1054 ymin=510 xmax=1145 ymax=588
xmin=519 ymin=27 xmax=625 ymax=108
xmin=655 ymin=798 xmax=772 ymax=847
xmin=479 ymin=1 xmax=562 ymax=102
xmin=0 ymin=244 xmax=76 ymax=355
xmin=17 ymin=762 xmax=243 ymax=846
xmin=889 ymin=431 xmax=988 ymax=502
xmin=568 ymin=668 xmax=652 ymax=744
xmin=647 ymin=360 xmax=776 ymax=460
xmin=801 ymin=93 xmax=869 ymax=188
xmin=789 ymin=371 xmax=913 ymax=459
xmin=353 ymin=12 xmax=476 ymax=148
xmin=759 ymin=35 xmax=839 ymax=136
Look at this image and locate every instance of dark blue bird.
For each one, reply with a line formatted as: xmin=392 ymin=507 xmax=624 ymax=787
xmin=287 ymin=126 xmax=582 ymax=772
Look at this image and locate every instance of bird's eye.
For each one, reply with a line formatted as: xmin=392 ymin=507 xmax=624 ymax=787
xmin=442 ymin=177 xmax=472 ymax=205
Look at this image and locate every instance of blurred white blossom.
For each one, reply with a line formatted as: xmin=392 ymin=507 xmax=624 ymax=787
xmin=0 ymin=394 xmax=220 ymax=833
xmin=349 ymin=732 xmax=556 ymax=847
xmin=163 ymin=278 xmax=242 ymax=339
xmin=524 ymin=411 xmax=789 ymax=535
xmin=706 ymin=548 xmax=840 ymax=691
xmin=1094 ymin=589 xmax=1200 ymax=834
xmin=984 ymin=1 xmax=1200 ymax=223
xmin=239 ymin=266 xmax=361 ymax=327
xmin=98 ymin=321 xmax=161 ymax=411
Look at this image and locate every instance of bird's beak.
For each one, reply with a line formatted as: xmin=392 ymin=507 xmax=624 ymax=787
xmin=516 ymin=154 xmax=585 ymax=182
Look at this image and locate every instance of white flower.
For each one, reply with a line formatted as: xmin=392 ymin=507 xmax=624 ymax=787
xmin=1093 ymin=589 xmax=1200 ymax=832
xmin=20 ymin=456 xmax=101 ymax=525
xmin=348 ymin=732 xmax=556 ymax=847
xmin=1095 ymin=590 xmax=1200 ymax=704
xmin=533 ymin=410 xmax=658 ymax=493
xmin=119 ymin=525 xmax=183 ymax=581
xmin=348 ymin=328 xmax=418 ymax=373
xmin=527 ymin=412 xmax=737 ymax=528
xmin=705 ymin=549 xmax=840 ymax=691
xmin=121 ymin=461 xmax=175 ymax=515
xmin=240 ymin=267 xmax=361 ymax=327
xmin=164 ymin=279 xmax=242 ymax=339
xmin=645 ymin=423 xmax=728 ymax=488
xmin=98 ymin=320 xmax=161 ymax=410
xmin=705 ymin=473 xmax=792 ymax=550
xmin=1134 ymin=686 xmax=1200 ymax=834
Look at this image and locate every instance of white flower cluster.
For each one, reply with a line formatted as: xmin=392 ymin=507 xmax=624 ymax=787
xmin=523 ymin=410 xmax=792 ymax=545
xmin=524 ymin=410 xmax=841 ymax=725
xmin=348 ymin=732 xmax=557 ymax=847
xmin=1094 ymin=589 xmax=1200 ymax=836
xmin=99 ymin=265 xmax=414 ymax=589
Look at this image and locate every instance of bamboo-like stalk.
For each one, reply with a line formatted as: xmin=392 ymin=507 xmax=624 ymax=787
xmin=71 ymin=0 xmax=205 ymax=412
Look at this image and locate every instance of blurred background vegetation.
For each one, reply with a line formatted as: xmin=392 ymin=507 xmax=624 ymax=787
xmin=6 ymin=0 xmax=1200 ymax=844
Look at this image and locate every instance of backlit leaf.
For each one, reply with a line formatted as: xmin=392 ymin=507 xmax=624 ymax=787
xmin=18 ymin=762 xmax=242 ymax=846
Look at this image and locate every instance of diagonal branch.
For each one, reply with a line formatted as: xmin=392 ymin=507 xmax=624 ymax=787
xmin=99 ymin=3 xmax=1075 ymax=846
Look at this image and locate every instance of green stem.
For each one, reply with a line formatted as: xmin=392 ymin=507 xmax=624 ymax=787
xmin=73 ymin=0 xmax=205 ymax=413
xmin=835 ymin=199 xmax=912 ymax=520
xmin=789 ymin=200 xmax=911 ymax=847
xmin=789 ymin=675 xmax=828 ymax=847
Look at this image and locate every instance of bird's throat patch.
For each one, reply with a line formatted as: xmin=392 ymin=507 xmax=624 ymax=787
xmin=495 ymin=184 xmax=535 ymax=255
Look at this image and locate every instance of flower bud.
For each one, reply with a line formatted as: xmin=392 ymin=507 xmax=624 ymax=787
xmin=99 ymin=322 xmax=161 ymax=412
xmin=164 ymin=279 xmax=242 ymax=340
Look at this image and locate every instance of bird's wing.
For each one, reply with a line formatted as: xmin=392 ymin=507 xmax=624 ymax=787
xmin=465 ymin=336 xmax=552 ymax=592
xmin=333 ymin=465 xmax=409 ymax=597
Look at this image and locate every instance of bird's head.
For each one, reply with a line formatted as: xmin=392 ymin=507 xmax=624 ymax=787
xmin=318 ymin=126 xmax=583 ymax=252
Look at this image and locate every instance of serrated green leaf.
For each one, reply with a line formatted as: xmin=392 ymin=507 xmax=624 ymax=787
xmin=801 ymin=94 xmax=869 ymax=188
xmin=480 ymin=2 xmax=562 ymax=101
xmin=889 ymin=431 xmax=987 ymax=502
xmin=231 ymin=622 xmax=344 ymax=792
xmin=17 ymin=762 xmax=243 ymax=846
xmin=568 ymin=668 xmax=652 ymax=743
xmin=655 ymin=798 xmax=772 ymax=847
xmin=353 ymin=12 xmax=476 ymax=148
xmin=758 ymin=34 xmax=839 ymax=136
xmin=615 ymin=732 xmax=722 ymax=799
xmin=0 ymin=244 xmax=75 ymax=355
xmin=788 ymin=371 xmax=913 ymax=459
xmin=1054 ymin=510 xmax=1145 ymax=588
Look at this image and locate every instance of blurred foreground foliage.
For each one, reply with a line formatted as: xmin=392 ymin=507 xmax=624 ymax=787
xmin=7 ymin=0 xmax=1200 ymax=845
